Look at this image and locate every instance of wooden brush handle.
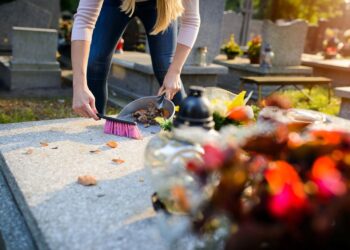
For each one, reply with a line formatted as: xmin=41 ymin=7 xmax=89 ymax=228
xmin=97 ymin=113 xmax=137 ymax=125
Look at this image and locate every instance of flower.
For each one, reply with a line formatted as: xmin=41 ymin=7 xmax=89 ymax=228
xmin=265 ymin=161 xmax=307 ymax=218
xmin=203 ymin=144 xmax=226 ymax=170
xmin=310 ymin=156 xmax=346 ymax=198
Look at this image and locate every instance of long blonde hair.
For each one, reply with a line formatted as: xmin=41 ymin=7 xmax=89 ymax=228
xmin=120 ymin=0 xmax=184 ymax=35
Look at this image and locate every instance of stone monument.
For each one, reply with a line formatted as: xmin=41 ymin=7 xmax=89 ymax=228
xmin=261 ymin=20 xmax=308 ymax=67
xmin=0 ymin=27 xmax=61 ymax=90
xmin=0 ymin=0 xmax=60 ymax=53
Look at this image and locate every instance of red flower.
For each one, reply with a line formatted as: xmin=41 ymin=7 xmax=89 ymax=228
xmin=203 ymin=144 xmax=226 ymax=170
xmin=311 ymin=156 xmax=346 ymax=198
xmin=265 ymin=161 xmax=307 ymax=218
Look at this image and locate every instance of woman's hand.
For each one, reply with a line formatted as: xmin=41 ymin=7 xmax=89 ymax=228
xmin=72 ymin=84 xmax=99 ymax=120
xmin=158 ymin=70 xmax=181 ymax=100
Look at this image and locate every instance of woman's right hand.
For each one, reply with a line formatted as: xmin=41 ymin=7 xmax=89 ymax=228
xmin=72 ymin=85 xmax=99 ymax=120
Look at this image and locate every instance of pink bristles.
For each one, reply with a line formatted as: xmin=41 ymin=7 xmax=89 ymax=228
xmin=104 ymin=120 xmax=143 ymax=140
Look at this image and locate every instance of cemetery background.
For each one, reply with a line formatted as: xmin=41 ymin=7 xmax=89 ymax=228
xmin=1 ymin=0 xmax=350 ymax=249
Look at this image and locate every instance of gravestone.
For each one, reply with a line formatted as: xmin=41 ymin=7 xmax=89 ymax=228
xmin=0 ymin=27 xmax=61 ymax=90
xmin=0 ymin=118 xmax=167 ymax=250
xmin=185 ymin=0 xmax=226 ymax=65
xmin=261 ymin=20 xmax=308 ymax=67
xmin=0 ymin=0 xmax=60 ymax=53
xmin=221 ymin=11 xmax=263 ymax=46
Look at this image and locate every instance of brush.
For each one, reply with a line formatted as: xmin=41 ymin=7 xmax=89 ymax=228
xmin=97 ymin=113 xmax=143 ymax=140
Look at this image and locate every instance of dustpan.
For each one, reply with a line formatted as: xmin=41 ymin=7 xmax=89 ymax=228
xmin=117 ymin=95 xmax=176 ymax=123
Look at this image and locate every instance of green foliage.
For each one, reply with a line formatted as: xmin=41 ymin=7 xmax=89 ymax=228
xmin=60 ymin=0 xmax=79 ymax=12
xmin=266 ymin=0 xmax=344 ymax=24
xmin=0 ymin=98 xmax=119 ymax=124
xmin=225 ymin=0 xmax=344 ymax=24
xmin=281 ymin=87 xmax=340 ymax=115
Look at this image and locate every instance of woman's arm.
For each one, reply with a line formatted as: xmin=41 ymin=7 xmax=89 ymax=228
xmin=158 ymin=0 xmax=201 ymax=100
xmin=71 ymin=0 xmax=103 ymax=119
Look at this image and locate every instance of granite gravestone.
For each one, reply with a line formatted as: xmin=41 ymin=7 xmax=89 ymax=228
xmin=0 ymin=0 xmax=60 ymax=52
xmin=0 ymin=27 xmax=61 ymax=90
xmin=221 ymin=11 xmax=263 ymax=46
xmin=261 ymin=20 xmax=308 ymax=67
xmin=185 ymin=0 xmax=226 ymax=65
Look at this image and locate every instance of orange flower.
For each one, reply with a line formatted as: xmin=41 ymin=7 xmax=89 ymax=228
xmin=227 ymin=106 xmax=254 ymax=122
xmin=311 ymin=156 xmax=346 ymax=198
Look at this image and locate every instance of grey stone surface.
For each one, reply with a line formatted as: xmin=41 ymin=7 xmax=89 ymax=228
xmin=221 ymin=11 xmax=263 ymax=46
xmin=335 ymin=87 xmax=350 ymax=119
xmin=0 ymin=27 xmax=61 ymax=90
xmin=109 ymin=52 xmax=227 ymax=100
xmin=302 ymin=54 xmax=350 ymax=87
xmin=0 ymin=118 xmax=169 ymax=250
xmin=185 ymin=0 xmax=226 ymax=65
xmin=339 ymin=99 xmax=350 ymax=120
xmin=0 ymin=0 xmax=60 ymax=51
xmin=261 ymin=20 xmax=308 ymax=67
xmin=0 ymin=170 xmax=36 ymax=250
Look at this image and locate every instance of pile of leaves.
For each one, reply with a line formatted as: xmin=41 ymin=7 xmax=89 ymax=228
xmin=182 ymin=112 xmax=350 ymax=249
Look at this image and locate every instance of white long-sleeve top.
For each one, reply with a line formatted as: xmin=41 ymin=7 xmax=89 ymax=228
xmin=71 ymin=0 xmax=200 ymax=48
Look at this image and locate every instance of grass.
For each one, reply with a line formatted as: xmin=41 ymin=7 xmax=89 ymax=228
xmin=280 ymin=87 xmax=340 ymax=116
xmin=0 ymin=87 xmax=340 ymax=124
xmin=0 ymin=97 xmax=119 ymax=124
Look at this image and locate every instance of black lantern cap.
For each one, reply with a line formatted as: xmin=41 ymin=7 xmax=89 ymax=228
xmin=173 ymin=86 xmax=214 ymax=130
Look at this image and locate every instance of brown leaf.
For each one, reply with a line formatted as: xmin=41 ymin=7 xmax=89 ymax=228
xmin=112 ymin=158 xmax=125 ymax=165
xmin=90 ymin=149 xmax=101 ymax=154
xmin=24 ymin=149 xmax=33 ymax=155
xmin=77 ymin=175 xmax=97 ymax=186
xmin=106 ymin=141 xmax=118 ymax=148
xmin=40 ymin=141 xmax=49 ymax=147
xmin=51 ymin=147 xmax=58 ymax=150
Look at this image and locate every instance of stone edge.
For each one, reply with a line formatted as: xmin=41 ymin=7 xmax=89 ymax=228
xmin=334 ymin=87 xmax=350 ymax=99
xmin=0 ymin=152 xmax=50 ymax=250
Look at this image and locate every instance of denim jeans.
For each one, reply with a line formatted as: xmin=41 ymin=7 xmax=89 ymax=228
xmin=87 ymin=0 xmax=187 ymax=114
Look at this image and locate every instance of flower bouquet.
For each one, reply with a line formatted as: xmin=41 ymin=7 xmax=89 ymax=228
xmin=247 ymin=35 xmax=262 ymax=64
xmin=178 ymin=109 xmax=350 ymax=249
xmin=221 ymin=35 xmax=241 ymax=60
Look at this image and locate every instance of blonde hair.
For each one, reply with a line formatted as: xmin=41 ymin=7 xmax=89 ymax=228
xmin=121 ymin=0 xmax=184 ymax=35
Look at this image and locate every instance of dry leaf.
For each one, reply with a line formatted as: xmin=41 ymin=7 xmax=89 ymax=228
xmin=139 ymin=177 xmax=144 ymax=183
xmin=40 ymin=141 xmax=49 ymax=147
xmin=77 ymin=175 xmax=97 ymax=186
xmin=24 ymin=149 xmax=33 ymax=155
xmin=112 ymin=158 xmax=125 ymax=165
xmin=90 ymin=149 xmax=101 ymax=154
xmin=106 ymin=141 xmax=118 ymax=148
xmin=51 ymin=147 xmax=58 ymax=150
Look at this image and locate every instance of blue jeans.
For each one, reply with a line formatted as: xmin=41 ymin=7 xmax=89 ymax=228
xmin=87 ymin=0 xmax=187 ymax=114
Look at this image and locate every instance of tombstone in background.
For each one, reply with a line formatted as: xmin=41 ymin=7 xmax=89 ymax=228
xmin=0 ymin=27 xmax=61 ymax=90
xmin=221 ymin=11 xmax=263 ymax=46
xmin=262 ymin=20 xmax=308 ymax=67
xmin=0 ymin=0 xmax=60 ymax=53
xmin=186 ymin=0 xmax=226 ymax=65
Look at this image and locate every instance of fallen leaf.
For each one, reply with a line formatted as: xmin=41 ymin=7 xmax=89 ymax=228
xmin=51 ymin=147 xmax=58 ymax=150
xmin=144 ymin=124 xmax=150 ymax=128
xmin=40 ymin=141 xmax=49 ymax=147
xmin=112 ymin=158 xmax=125 ymax=165
xmin=106 ymin=141 xmax=118 ymax=148
xmin=90 ymin=149 xmax=101 ymax=154
xmin=24 ymin=149 xmax=33 ymax=155
xmin=139 ymin=177 xmax=144 ymax=183
xmin=77 ymin=175 xmax=97 ymax=186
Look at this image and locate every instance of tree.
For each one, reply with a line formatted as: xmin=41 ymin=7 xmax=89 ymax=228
xmin=225 ymin=0 xmax=345 ymax=24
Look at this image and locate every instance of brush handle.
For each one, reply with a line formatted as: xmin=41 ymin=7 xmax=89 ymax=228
xmin=97 ymin=113 xmax=137 ymax=125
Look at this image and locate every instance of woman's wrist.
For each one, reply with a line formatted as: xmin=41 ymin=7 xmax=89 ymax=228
xmin=168 ymin=64 xmax=182 ymax=75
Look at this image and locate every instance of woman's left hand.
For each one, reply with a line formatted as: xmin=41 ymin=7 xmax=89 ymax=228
xmin=158 ymin=70 xmax=181 ymax=100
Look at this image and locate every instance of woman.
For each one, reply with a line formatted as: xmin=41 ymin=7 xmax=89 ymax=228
xmin=71 ymin=0 xmax=200 ymax=120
